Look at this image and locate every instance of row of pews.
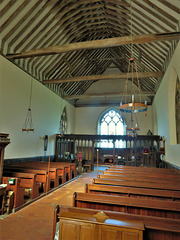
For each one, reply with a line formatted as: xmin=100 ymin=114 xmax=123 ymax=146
xmin=2 ymin=161 xmax=77 ymax=210
xmin=54 ymin=165 xmax=180 ymax=240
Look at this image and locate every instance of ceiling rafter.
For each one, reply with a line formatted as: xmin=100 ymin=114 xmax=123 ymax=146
xmin=7 ymin=32 xmax=180 ymax=59
xmin=42 ymin=72 xmax=164 ymax=84
xmin=1 ymin=0 xmax=179 ymax=107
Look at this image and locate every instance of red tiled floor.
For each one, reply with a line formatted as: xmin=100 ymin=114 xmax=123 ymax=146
xmin=0 ymin=171 xmax=97 ymax=240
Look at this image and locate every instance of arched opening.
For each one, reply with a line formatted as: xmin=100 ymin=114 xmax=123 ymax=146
xmin=60 ymin=106 xmax=67 ymax=134
xmin=98 ymin=108 xmax=125 ymax=148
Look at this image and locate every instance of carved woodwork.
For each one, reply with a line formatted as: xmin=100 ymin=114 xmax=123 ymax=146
xmin=58 ymin=209 xmax=144 ymax=240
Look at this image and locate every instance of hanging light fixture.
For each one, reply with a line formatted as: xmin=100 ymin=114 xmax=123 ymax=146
xmin=22 ymin=77 xmax=34 ymax=132
xmin=126 ymin=112 xmax=140 ymax=135
xmin=119 ymin=0 xmax=147 ymax=135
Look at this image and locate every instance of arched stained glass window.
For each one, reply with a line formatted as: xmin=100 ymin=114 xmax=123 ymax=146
xmin=98 ymin=109 xmax=125 ymax=148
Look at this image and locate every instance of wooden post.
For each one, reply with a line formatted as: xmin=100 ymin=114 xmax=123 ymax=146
xmin=46 ymin=149 xmax=51 ymax=194
xmin=97 ymin=149 xmax=99 ymax=178
xmin=113 ymin=140 xmax=115 ymax=164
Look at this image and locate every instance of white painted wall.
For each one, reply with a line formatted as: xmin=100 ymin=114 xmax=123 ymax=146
xmin=153 ymin=42 xmax=180 ymax=167
xmin=0 ymin=56 xmax=75 ymax=159
xmin=75 ymin=106 xmax=152 ymax=135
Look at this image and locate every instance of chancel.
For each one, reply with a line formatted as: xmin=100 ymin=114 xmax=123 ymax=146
xmin=0 ymin=1 xmax=180 ymax=240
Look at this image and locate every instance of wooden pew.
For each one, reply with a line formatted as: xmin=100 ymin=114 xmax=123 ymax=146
xmin=53 ymin=205 xmax=180 ymax=240
xmin=11 ymin=163 xmax=65 ymax=187
xmin=4 ymin=166 xmax=51 ymax=192
xmin=103 ymin=171 xmax=180 ymax=181
xmin=16 ymin=162 xmax=71 ymax=182
xmin=107 ymin=166 xmax=180 ymax=175
xmin=109 ymin=165 xmax=179 ymax=173
xmin=54 ymin=205 xmax=144 ymax=240
xmin=73 ymin=192 xmax=180 ymax=219
xmin=51 ymin=162 xmax=77 ymax=178
xmin=98 ymin=174 xmax=180 ymax=185
xmin=3 ymin=172 xmax=39 ymax=199
xmin=85 ymin=184 xmax=180 ymax=201
xmin=93 ymin=178 xmax=180 ymax=191
xmin=2 ymin=177 xmax=24 ymax=208
xmin=30 ymin=161 xmax=77 ymax=179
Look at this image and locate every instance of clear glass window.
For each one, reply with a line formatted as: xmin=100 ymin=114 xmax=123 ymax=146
xmin=99 ymin=109 xmax=125 ymax=148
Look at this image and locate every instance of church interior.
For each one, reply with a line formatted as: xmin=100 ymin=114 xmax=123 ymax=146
xmin=0 ymin=0 xmax=180 ymax=239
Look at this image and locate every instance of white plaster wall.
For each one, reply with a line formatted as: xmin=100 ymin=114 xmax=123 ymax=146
xmin=0 ymin=56 xmax=75 ymax=159
xmin=153 ymin=42 xmax=180 ymax=167
xmin=75 ymin=106 xmax=152 ymax=135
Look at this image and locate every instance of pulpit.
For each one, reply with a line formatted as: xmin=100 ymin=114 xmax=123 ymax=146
xmin=0 ymin=133 xmax=10 ymax=184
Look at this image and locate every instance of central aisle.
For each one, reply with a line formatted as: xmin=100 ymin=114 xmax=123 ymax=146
xmin=1 ymin=171 xmax=97 ymax=240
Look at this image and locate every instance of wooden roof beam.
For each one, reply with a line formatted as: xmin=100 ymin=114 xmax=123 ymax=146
xmin=63 ymin=91 xmax=156 ymax=99
xmin=42 ymin=71 xmax=164 ymax=84
xmin=7 ymin=32 xmax=180 ymax=59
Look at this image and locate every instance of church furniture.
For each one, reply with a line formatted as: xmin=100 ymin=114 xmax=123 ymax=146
xmin=0 ymin=133 xmax=10 ymax=184
xmin=73 ymin=192 xmax=180 ymax=219
xmin=55 ymin=134 xmax=161 ymax=167
xmin=53 ymin=205 xmax=180 ymax=240
xmin=83 ymin=164 xmax=92 ymax=172
xmin=4 ymin=166 xmax=51 ymax=192
xmin=108 ymin=165 xmax=180 ymax=173
xmin=16 ymin=161 xmax=76 ymax=181
xmin=56 ymin=205 xmax=144 ymax=240
xmin=85 ymin=184 xmax=180 ymax=201
xmin=93 ymin=178 xmax=180 ymax=191
xmin=3 ymin=172 xmax=39 ymax=199
xmin=0 ymin=189 xmax=14 ymax=215
xmin=98 ymin=174 xmax=180 ymax=185
xmin=106 ymin=169 xmax=180 ymax=179
xmin=103 ymin=171 xmax=180 ymax=181
xmin=2 ymin=177 xmax=24 ymax=208
xmin=0 ymin=184 xmax=7 ymax=214
xmin=50 ymin=162 xmax=76 ymax=179
xmin=102 ymin=154 xmax=118 ymax=164
xmin=12 ymin=162 xmax=66 ymax=186
xmin=142 ymin=152 xmax=156 ymax=167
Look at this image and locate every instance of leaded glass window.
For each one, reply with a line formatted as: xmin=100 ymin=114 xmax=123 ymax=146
xmin=60 ymin=107 xmax=67 ymax=134
xmin=99 ymin=109 xmax=125 ymax=148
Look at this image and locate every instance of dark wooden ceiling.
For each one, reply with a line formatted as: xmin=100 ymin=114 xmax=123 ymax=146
xmin=0 ymin=0 xmax=180 ymax=107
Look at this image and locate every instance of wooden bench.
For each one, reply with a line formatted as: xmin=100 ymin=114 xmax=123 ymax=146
xmin=103 ymin=171 xmax=180 ymax=181
xmin=53 ymin=205 xmax=180 ymax=240
xmin=3 ymin=172 xmax=39 ymax=199
xmin=73 ymin=192 xmax=180 ymax=219
xmin=109 ymin=165 xmax=179 ymax=171
xmin=12 ymin=163 xmax=65 ymax=187
xmin=98 ymin=174 xmax=180 ymax=185
xmin=54 ymin=205 xmax=144 ymax=240
xmin=4 ymin=166 xmax=51 ymax=192
xmin=108 ymin=166 xmax=180 ymax=175
xmin=93 ymin=178 xmax=180 ymax=191
xmin=51 ymin=162 xmax=77 ymax=178
xmin=85 ymin=184 xmax=180 ymax=201
xmin=25 ymin=161 xmax=77 ymax=179
xmin=16 ymin=162 xmax=70 ymax=182
xmin=2 ymin=177 xmax=24 ymax=208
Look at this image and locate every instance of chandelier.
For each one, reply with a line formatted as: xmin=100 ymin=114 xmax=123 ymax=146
xmin=22 ymin=78 xmax=34 ymax=132
xmin=119 ymin=1 xmax=147 ymax=134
